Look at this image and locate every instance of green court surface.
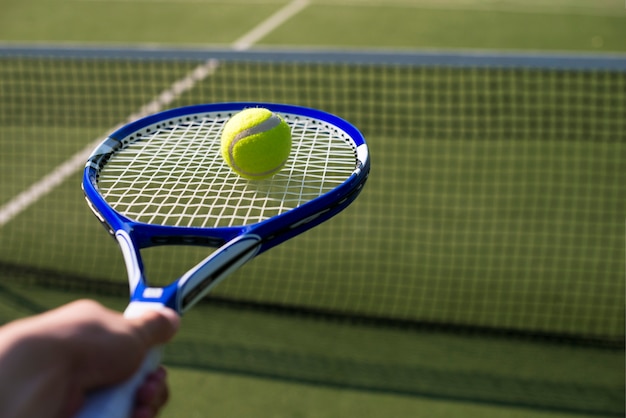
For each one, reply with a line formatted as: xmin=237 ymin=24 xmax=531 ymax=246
xmin=0 ymin=0 xmax=625 ymax=52
xmin=0 ymin=0 xmax=624 ymax=417
xmin=162 ymin=369 xmax=619 ymax=418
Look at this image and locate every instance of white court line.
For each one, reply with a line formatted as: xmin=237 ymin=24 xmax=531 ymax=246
xmin=0 ymin=60 xmax=220 ymax=228
xmin=232 ymin=0 xmax=310 ymax=51
xmin=0 ymin=0 xmax=309 ymax=228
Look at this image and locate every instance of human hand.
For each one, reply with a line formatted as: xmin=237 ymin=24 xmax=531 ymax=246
xmin=0 ymin=300 xmax=180 ymax=418
xmin=133 ymin=365 xmax=171 ymax=418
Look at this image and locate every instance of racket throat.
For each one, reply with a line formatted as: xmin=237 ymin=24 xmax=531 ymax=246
xmin=178 ymin=235 xmax=262 ymax=312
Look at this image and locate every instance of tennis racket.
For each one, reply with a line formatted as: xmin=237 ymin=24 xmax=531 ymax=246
xmin=79 ymin=102 xmax=370 ymax=417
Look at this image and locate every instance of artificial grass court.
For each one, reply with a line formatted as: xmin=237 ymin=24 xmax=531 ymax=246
xmin=0 ymin=0 xmax=625 ymax=417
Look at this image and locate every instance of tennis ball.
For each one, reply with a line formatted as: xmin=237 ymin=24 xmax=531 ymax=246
xmin=221 ymin=108 xmax=292 ymax=180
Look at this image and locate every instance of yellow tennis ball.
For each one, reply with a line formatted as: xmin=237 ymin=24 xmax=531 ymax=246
xmin=221 ymin=108 xmax=292 ymax=180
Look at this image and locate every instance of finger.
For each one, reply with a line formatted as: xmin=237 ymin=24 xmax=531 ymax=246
xmin=80 ymin=310 xmax=178 ymax=389
xmin=131 ymin=405 xmax=154 ymax=418
xmin=130 ymin=309 xmax=180 ymax=348
xmin=133 ymin=367 xmax=170 ymax=418
xmin=135 ymin=367 xmax=167 ymax=405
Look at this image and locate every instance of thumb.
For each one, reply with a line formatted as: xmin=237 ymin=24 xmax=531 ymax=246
xmin=130 ymin=308 xmax=180 ymax=349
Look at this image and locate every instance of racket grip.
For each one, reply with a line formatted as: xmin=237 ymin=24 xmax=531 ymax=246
xmin=74 ymin=347 xmax=162 ymax=418
xmin=75 ymin=301 xmax=166 ymax=418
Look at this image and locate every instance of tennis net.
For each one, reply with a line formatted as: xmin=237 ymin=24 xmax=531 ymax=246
xmin=0 ymin=46 xmax=624 ymax=346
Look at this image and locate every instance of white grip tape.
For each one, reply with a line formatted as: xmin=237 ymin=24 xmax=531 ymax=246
xmin=74 ymin=301 xmax=166 ymax=418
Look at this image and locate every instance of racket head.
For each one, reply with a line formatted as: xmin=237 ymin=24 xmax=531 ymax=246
xmin=83 ymin=102 xmax=370 ymax=311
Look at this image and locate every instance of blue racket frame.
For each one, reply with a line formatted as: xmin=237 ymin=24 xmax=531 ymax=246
xmin=83 ymin=102 xmax=370 ymax=314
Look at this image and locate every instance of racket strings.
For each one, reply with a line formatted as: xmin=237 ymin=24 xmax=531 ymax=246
xmin=150 ymin=119 xmax=221 ymax=226
xmin=97 ymin=112 xmax=357 ymax=228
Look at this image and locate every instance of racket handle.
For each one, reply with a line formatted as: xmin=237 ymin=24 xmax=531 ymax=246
xmin=75 ymin=301 xmax=166 ymax=418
